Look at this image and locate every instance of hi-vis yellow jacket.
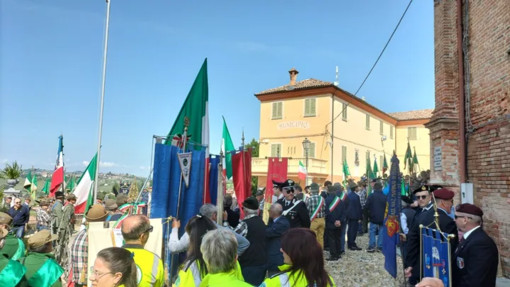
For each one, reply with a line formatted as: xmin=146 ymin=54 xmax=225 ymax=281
xmin=260 ymin=265 xmax=336 ymax=287
xmin=124 ymin=245 xmax=164 ymax=287
xmin=173 ymin=260 xmax=244 ymax=287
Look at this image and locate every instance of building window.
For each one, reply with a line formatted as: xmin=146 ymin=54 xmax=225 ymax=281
xmin=390 ymin=126 xmax=394 ymax=139
xmin=271 ymin=144 xmax=281 ymax=157
xmin=272 ymin=102 xmax=282 ymax=120
xmin=304 ymin=98 xmax=316 ymax=117
xmin=380 ymin=155 xmax=384 ymax=171
xmin=303 ymin=142 xmax=315 ymax=158
xmin=365 ymin=114 xmax=370 ymax=130
xmin=380 ymin=120 xmax=384 ymax=135
xmin=342 ymin=146 xmax=347 ymax=162
xmin=342 ymin=103 xmax=348 ymax=121
xmin=408 ymin=127 xmax=417 ymax=140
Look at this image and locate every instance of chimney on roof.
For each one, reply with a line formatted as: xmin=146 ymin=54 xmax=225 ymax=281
xmin=289 ymin=68 xmax=299 ymax=86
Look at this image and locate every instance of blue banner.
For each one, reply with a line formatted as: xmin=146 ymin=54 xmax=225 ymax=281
xmin=422 ymin=227 xmax=451 ymax=287
xmin=151 ymin=143 xmax=205 ymax=283
xmin=208 ymin=155 xmax=220 ymax=205
xmin=382 ymin=154 xmax=402 ymax=278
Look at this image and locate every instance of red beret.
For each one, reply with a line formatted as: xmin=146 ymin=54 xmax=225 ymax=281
xmin=433 ymin=188 xmax=455 ymax=200
xmin=456 ymin=203 xmax=483 ymax=217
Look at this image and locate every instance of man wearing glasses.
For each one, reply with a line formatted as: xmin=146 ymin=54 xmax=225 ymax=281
xmin=453 ymin=203 xmax=498 ymax=287
xmin=8 ymin=198 xmax=30 ymax=238
xmin=404 ymin=185 xmax=443 ymax=285
xmin=122 ymin=214 xmax=164 ymax=287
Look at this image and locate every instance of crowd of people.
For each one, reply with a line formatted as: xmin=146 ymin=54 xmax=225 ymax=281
xmin=0 ymin=175 xmax=500 ymax=287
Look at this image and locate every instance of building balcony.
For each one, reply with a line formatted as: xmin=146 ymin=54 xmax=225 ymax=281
xmin=252 ymin=157 xmax=328 ymax=178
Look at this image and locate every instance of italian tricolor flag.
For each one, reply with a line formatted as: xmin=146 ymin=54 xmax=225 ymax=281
xmin=73 ymin=153 xmax=97 ymax=214
xmin=298 ymin=160 xmax=307 ymax=181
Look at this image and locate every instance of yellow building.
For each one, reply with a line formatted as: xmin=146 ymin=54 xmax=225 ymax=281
xmin=253 ymin=68 xmax=431 ymax=187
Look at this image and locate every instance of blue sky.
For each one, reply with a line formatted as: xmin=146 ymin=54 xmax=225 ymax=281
xmin=0 ymin=0 xmax=434 ymax=176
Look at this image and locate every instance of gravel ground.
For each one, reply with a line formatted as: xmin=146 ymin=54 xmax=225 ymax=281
xmin=325 ymin=233 xmax=407 ymax=287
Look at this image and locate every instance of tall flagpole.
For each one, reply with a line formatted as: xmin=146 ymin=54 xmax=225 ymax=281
xmin=94 ymin=0 xmax=112 ymax=203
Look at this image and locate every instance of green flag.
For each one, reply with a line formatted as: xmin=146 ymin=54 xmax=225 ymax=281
xmin=404 ymin=142 xmax=413 ymax=171
xmin=373 ymin=157 xmax=379 ymax=175
xmin=165 ymin=59 xmax=209 ymax=153
xmin=24 ymin=171 xmax=33 ymax=190
xmin=66 ymin=176 xmax=76 ymax=192
xmin=413 ymin=147 xmax=419 ymax=166
xmin=30 ymin=174 xmax=38 ymax=193
xmin=42 ymin=179 xmax=51 ymax=195
xmin=342 ymin=159 xmax=350 ymax=178
xmin=382 ymin=154 xmax=388 ymax=174
xmin=222 ymin=117 xmax=235 ymax=180
xmin=366 ymin=157 xmax=375 ymax=179
xmin=401 ymin=177 xmax=407 ymax=196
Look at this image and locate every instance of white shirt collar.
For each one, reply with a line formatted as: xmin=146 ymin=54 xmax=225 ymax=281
xmin=463 ymin=225 xmax=481 ymax=240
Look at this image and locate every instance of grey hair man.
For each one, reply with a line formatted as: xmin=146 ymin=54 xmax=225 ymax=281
xmin=266 ymin=203 xmax=290 ymax=275
xmin=167 ymin=204 xmax=249 ymax=255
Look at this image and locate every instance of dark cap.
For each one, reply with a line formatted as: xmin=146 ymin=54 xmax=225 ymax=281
xmin=413 ymin=184 xmax=443 ymax=194
xmin=280 ymin=179 xmax=295 ymax=192
xmin=456 ymin=203 xmax=483 ymax=217
xmin=401 ymin=196 xmax=414 ymax=205
xmin=242 ymin=197 xmax=259 ymax=210
xmin=255 ymin=189 xmax=264 ymax=197
xmin=55 ymin=191 xmax=64 ymax=198
xmin=272 ymin=180 xmax=283 ymax=189
xmin=433 ymin=188 xmax=455 ymax=200
xmin=309 ymin=183 xmax=320 ymax=193
xmin=374 ymin=182 xmax=383 ymax=190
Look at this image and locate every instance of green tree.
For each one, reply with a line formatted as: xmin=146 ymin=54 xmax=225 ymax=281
xmin=1 ymin=161 xmax=22 ymax=180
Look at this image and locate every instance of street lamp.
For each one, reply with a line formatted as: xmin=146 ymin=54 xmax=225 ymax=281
xmin=302 ymin=138 xmax=311 ymax=184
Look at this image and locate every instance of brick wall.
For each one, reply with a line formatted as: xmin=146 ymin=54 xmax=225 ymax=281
xmin=431 ymin=0 xmax=510 ymax=277
xmin=464 ymin=0 xmax=510 ymax=276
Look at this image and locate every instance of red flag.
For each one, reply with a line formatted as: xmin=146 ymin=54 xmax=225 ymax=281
xmin=232 ymin=149 xmax=252 ymax=218
xmin=265 ymin=157 xmax=288 ymax=204
xmin=50 ymin=135 xmax=64 ymax=196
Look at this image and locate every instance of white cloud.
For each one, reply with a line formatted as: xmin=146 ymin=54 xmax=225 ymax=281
xmin=139 ymin=166 xmax=149 ymax=170
xmin=82 ymin=161 xmax=117 ymax=168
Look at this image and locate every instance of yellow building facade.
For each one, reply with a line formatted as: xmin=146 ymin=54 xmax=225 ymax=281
xmin=253 ymin=69 xmax=431 ymax=187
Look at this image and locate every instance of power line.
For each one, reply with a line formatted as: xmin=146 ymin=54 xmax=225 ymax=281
xmin=326 ymin=0 xmax=414 ymax=129
xmin=354 ymin=0 xmax=414 ymax=96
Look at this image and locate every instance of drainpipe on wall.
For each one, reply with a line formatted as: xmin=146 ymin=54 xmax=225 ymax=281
xmin=457 ymin=0 xmax=467 ymax=184
xmin=331 ymin=93 xmax=334 ymax=181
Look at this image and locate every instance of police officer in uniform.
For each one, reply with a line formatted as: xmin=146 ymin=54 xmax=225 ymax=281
xmin=276 ymin=179 xmax=310 ymax=229
xmin=453 ymin=203 xmax=498 ymax=287
xmin=404 ymin=185 xmax=444 ymax=285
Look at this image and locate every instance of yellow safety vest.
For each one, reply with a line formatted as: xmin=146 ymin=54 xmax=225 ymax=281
xmin=261 ymin=265 xmax=336 ymax=287
xmin=124 ymin=246 xmax=164 ymax=287
xmin=173 ymin=260 xmax=244 ymax=287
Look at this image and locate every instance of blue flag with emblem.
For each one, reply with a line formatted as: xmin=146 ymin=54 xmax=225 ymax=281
xmin=422 ymin=227 xmax=451 ymax=287
xmin=382 ymin=153 xmax=402 ymax=278
xmin=151 ymin=143 xmax=206 ymax=284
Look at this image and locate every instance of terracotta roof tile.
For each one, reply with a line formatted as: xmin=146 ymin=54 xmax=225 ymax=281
xmin=256 ymin=78 xmax=333 ymax=95
xmin=388 ymin=109 xmax=433 ymax=120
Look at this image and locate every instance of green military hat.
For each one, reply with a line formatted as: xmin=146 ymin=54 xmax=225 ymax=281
xmin=0 ymin=212 xmax=12 ymax=225
xmin=28 ymin=230 xmax=58 ymax=249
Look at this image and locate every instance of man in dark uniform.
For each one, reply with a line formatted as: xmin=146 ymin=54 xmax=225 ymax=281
xmin=405 ymin=187 xmax=457 ymax=285
xmin=276 ymin=179 xmax=310 ymax=228
xmin=453 ymin=203 xmax=498 ymax=287
xmin=235 ymin=197 xmax=267 ymax=285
